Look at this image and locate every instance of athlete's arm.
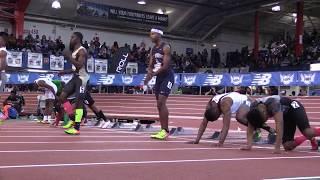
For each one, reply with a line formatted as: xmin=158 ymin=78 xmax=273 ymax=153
xmin=217 ymin=98 xmax=232 ymax=146
xmin=153 ymin=45 xmax=170 ymax=76
xmin=37 ymin=80 xmax=56 ymax=96
xmin=241 ymin=122 xmax=254 ymax=150
xmin=189 ymin=102 xmax=211 ymax=144
xmin=273 ymin=111 xmax=283 ymax=153
xmin=144 ymin=50 xmax=154 ymax=85
xmin=192 ymin=118 xmax=209 ymax=144
xmin=68 ymin=49 xmax=86 ymax=70
xmin=0 ymin=51 xmax=7 ymax=71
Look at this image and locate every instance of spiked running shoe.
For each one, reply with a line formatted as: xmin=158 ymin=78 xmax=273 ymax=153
xmin=63 ymin=120 xmax=74 ymax=129
xmin=64 ymin=127 xmax=80 ymax=135
xmin=151 ymin=129 xmax=169 ymax=140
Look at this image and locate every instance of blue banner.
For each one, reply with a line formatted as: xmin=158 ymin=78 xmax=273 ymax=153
xmin=5 ymin=71 xmax=320 ymax=86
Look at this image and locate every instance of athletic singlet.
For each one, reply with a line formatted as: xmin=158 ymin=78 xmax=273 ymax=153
xmin=255 ymin=95 xmax=292 ymax=117
xmin=52 ymin=80 xmax=63 ymax=95
xmin=71 ymin=46 xmax=89 ymax=84
xmin=211 ymin=92 xmax=249 ymax=114
xmin=151 ymin=42 xmax=172 ymax=75
xmin=34 ymin=77 xmax=58 ymax=94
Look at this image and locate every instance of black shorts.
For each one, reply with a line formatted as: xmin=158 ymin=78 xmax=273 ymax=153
xmin=282 ymin=101 xmax=310 ymax=143
xmin=154 ymin=72 xmax=174 ymax=98
xmin=62 ymin=75 xmax=87 ymax=106
xmin=83 ymin=91 xmax=95 ymax=106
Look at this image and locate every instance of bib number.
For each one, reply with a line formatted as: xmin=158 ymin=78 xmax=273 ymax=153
xmin=291 ymin=101 xmax=300 ymax=109
xmin=167 ymin=81 xmax=173 ymax=89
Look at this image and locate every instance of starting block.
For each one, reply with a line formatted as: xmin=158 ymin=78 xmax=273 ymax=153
xmin=169 ymin=127 xmax=184 ymax=136
xmin=208 ymin=131 xmax=276 ymax=144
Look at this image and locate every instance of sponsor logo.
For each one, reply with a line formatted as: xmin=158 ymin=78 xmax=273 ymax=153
xmin=280 ymin=73 xmax=295 ymax=85
xmin=300 ymin=73 xmax=315 ymax=85
xmin=116 ymin=53 xmax=129 ymax=73
xmin=251 ymin=73 xmax=272 ymax=85
xmin=203 ymin=74 xmax=223 ymax=86
xmin=230 ymin=75 xmax=243 ymax=85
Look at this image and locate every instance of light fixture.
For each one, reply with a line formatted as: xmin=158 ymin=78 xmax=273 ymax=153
xmin=157 ymin=9 xmax=164 ymax=14
xmin=212 ymin=44 xmax=217 ymax=47
xmin=137 ymin=0 xmax=146 ymax=5
xmin=292 ymin=13 xmax=297 ymax=17
xmin=52 ymin=0 xmax=61 ymax=9
xmin=271 ymin=5 xmax=280 ymax=12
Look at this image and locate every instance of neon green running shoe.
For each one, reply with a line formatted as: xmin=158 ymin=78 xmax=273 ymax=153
xmin=150 ymin=129 xmax=169 ymax=140
xmin=253 ymin=129 xmax=262 ymax=142
xmin=151 ymin=129 xmax=162 ymax=136
xmin=63 ymin=120 xmax=74 ymax=129
xmin=0 ymin=120 xmax=3 ymax=125
xmin=64 ymin=127 xmax=80 ymax=135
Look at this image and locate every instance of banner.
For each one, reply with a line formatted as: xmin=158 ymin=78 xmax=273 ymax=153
xmin=126 ymin=62 xmax=138 ymax=74
xmin=87 ymin=57 xmax=94 ymax=73
xmin=27 ymin=53 xmax=43 ymax=69
xmin=49 ymin=55 xmax=64 ymax=70
xmin=77 ymin=1 xmax=169 ymax=26
xmin=5 ymin=71 xmax=320 ymax=87
xmin=108 ymin=47 xmax=130 ymax=74
xmin=7 ymin=51 xmax=22 ymax=67
xmin=95 ymin=59 xmax=108 ymax=74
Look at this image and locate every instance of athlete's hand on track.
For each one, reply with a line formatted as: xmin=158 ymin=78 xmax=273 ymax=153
xmin=186 ymin=141 xmax=199 ymax=144
xmin=272 ymin=149 xmax=282 ymax=154
xmin=212 ymin=143 xmax=223 ymax=147
xmin=240 ymin=146 xmax=252 ymax=151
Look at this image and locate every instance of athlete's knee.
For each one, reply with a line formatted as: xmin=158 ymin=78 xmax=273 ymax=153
xmin=58 ymin=92 xmax=67 ymax=103
xmin=157 ymin=99 xmax=167 ymax=109
xmin=235 ymin=116 xmax=248 ymax=126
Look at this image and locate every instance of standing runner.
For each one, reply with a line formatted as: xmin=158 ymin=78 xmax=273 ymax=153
xmin=144 ymin=28 xmax=174 ymax=140
xmin=59 ymin=32 xmax=89 ymax=135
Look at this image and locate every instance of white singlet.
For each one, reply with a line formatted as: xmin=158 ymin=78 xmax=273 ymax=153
xmin=211 ymin=92 xmax=250 ymax=114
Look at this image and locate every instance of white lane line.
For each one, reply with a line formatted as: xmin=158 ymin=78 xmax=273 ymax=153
xmin=0 ymin=155 xmax=320 ymax=169
xmin=0 ymin=147 xmax=239 ymax=153
xmin=0 ymin=140 xmax=187 ymax=144
xmin=0 ymin=131 xmax=139 ymax=134
xmin=0 ymin=135 xmax=153 ymax=138
xmin=264 ymin=176 xmax=320 ymax=180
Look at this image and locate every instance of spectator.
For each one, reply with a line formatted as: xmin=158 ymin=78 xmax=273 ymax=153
xmin=5 ymin=90 xmax=25 ymax=114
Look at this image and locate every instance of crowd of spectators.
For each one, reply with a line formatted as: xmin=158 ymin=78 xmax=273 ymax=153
xmin=7 ymin=34 xmax=65 ymax=56
xmin=224 ymin=30 xmax=320 ymax=72
xmin=5 ymin=29 xmax=320 ymax=74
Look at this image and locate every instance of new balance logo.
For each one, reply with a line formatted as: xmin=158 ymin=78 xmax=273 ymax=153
xmin=251 ymin=73 xmax=272 ymax=86
xmin=98 ymin=75 xmax=115 ymax=85
xmin=203 ymin=74 xmax=223 ymax=86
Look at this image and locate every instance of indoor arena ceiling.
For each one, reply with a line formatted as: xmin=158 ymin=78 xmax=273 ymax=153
xmin=25 ymin=0 xmax=320 ymax=42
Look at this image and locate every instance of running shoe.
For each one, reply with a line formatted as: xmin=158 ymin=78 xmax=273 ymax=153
xmin=63 ymin=120 xmax=74 ymax=129
xmin=150 ymin=129 xmax=169 ymax=140
xmin=64 ymin=127 xmax=80 ymax=135
xmin=311 ymin=138 xmax=319 ymax=150
xmin=253 ymin=129 xmax=262 ymax=142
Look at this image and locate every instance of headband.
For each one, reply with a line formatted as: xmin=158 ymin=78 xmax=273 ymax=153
xmin=151 ymin=28 xmax=163 ymax=35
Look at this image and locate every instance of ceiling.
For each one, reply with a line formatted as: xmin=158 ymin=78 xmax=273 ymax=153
xmin=23 ymin=0 xmax=320 ymax=42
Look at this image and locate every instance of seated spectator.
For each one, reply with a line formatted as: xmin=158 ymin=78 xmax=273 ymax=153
xmin=6 ymin=90 xmax=25 ymax=114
